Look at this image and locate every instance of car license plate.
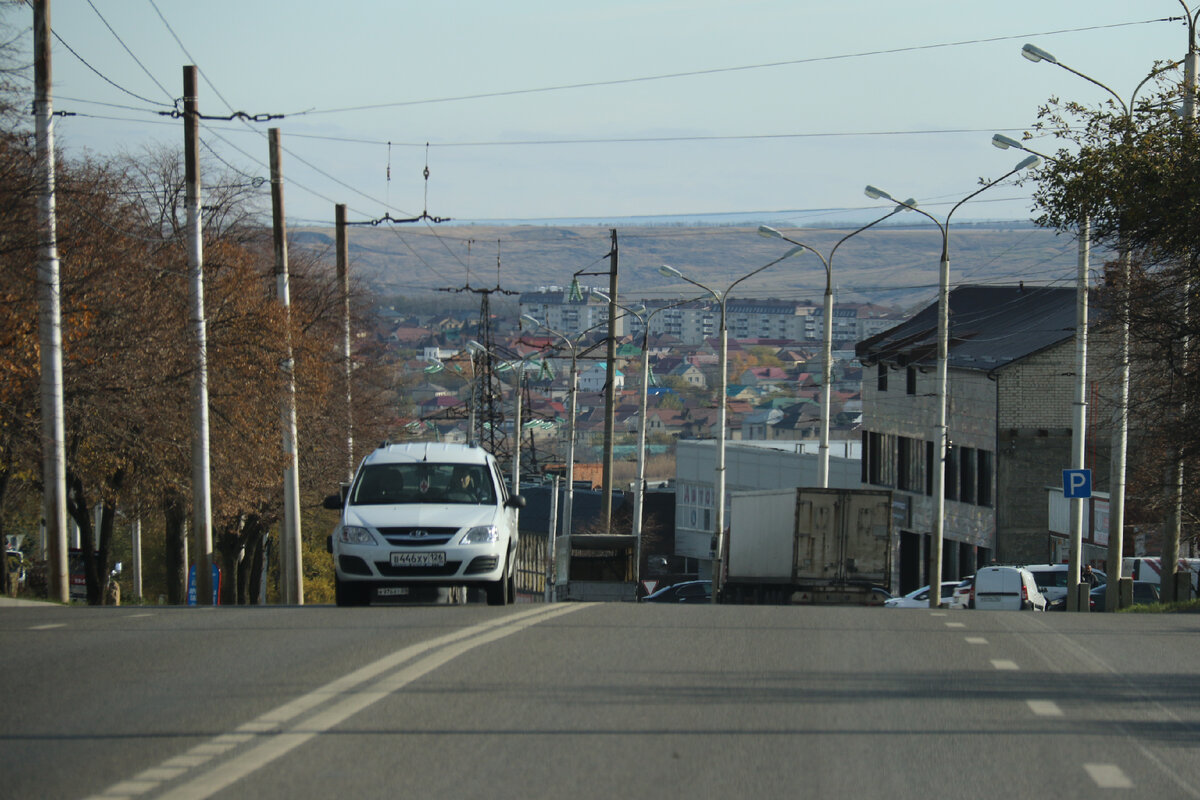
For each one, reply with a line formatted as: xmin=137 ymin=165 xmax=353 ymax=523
xmin=391 ymin=552 xmax=446 ymax=568
xmin=376 ymin=587 xmax=409 ymax=596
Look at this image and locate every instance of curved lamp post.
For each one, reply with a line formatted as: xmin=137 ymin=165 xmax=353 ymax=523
xmin=593 ymin=291 xmax=706 ymax=592
xmin=520 ymin=314 xmax=580 ymax=544
xmin=424 ymin=353 xmax=477 ymax=440
xmin=758 ymin=206 xmax=913 ymax=487
xmin=467 ymin=340 xmax=545 ymax=494
xmin=659 ymin=246 xmax=804 ymax=602
xmin=865 ymin=155 xmax=1039 ymax=610
xmin=1021 ymin=41 xmax=1186 ymax=610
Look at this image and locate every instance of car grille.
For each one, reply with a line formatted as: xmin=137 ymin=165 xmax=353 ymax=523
xmin=377 ymin=526 xmax=458 ymax=547
xmin=374 ymin=561 xmax=462 ymax=577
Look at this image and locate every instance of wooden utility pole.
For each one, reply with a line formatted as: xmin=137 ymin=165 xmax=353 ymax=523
xmin=601 ymin=229 xmax=619 ymax=530
xmin=33 ymin=0 xmax=68 ymax=603
xmin=336 ymin=204 xmax=354 ymax=482
xmin=270 ymin=129 xmax=303 ymax=605
xmin=184 ymin=66 xmax=214 ymax=605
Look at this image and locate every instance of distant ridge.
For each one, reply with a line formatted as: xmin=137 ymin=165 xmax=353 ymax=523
xmin=293 ymin=221 xmax=1092 ymax=310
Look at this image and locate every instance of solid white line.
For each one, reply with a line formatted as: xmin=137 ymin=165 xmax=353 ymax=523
xmin=148 ymin=604 xmax=586 ymax=800
xmin=965 ymin=637 xmax=988 ymax=645
xmin=991 ymin=659 xmax=1019 ymax=670
xmin=1085 ymin=763 xmax=1134 ymax=789
xmin=1027 ymin=700 xmax=1064 ymax=717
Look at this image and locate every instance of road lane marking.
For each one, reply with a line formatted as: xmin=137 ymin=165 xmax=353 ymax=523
xmin=991 ymin=659 xmax=1019 ymax=670
xmin=965 ymin=637 xmax=988 ymax=645
xmin=29 ymin=623 xmax=66 ymax=630
xmin=85 ymin=603 xmax=587 ymax=800
xmin=127 ymin=613 xmax=154 ymax=619
xmin=1085 ymin=763 xmax=1134 ymax=789
xmin=1027 ymin=700 xmax=1064 ymax=717
xmin=930 ymin=612 xmax=947 ymax=617
xmin=944 ymin=622 xmax=966 ymax=628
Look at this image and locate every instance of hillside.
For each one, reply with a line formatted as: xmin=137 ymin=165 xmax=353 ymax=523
xmin=292 ymin=222 xmax=1097 ymax=311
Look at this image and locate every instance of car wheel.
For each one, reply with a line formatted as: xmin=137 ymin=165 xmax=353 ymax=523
xmin=486 ymin=556 xmax=511 ymax=606
xmin=335 ymin=577 xmax=370 ymax=607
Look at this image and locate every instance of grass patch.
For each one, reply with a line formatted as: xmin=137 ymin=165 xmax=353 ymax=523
xmin=1119 ymin=598 xmax=1200 ymax=614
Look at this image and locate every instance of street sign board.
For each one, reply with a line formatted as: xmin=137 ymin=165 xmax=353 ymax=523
xmin=1063 ymin=469 xmax=1092 ymax=499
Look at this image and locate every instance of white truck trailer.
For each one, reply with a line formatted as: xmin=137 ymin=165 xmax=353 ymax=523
xmin=723 ymin=487 xmax=893 ymax=604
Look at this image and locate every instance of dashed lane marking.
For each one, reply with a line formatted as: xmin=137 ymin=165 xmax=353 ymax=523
xmin=1085 ymin=763 xmax=1134 ymax=789
xmin=1027 ymin=700 xmax=1064 ymax=717
xmin=991 ymin=659 xmax=1020 ymax=670
xmin=965 ymin=637 xmax=988 ymax=645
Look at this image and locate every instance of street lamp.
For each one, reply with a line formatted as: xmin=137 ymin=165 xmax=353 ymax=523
xmin=592 ymin=291 xmax=705 ymax=591
xmin=993 ymin=134 xmax=1092 ymax=612
xmin=520 ymin=314 xmax=581 ymax=543
xmin=1020 ymin=42 xmax=1184 ymax=611
xmin=423 ymin=354 xmax=476 ymax=441
xmin=758 ymin=207 xmax=913 ymax=487
xmin=865 ymin=155 xmax=1039 ymax=610
xmin=659 ymin=246 xmax=803 ymax=601
xmin=467 ymin=340 xmax=545 ymax=494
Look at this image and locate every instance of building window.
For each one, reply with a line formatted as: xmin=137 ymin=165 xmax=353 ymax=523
xmin=906 ymin=366 xmax=917 ymax=395
xmin=867 ymin=431 xmax=895 ymax=487
xmin=898 ymin=436 xmax=925 ymax=493
xmin=877 ymin=363 xmax=888 ymax=391
xmin=959 ymin=446 xmax=977 ymax=505
xmin=944 ymin=444 xmax=959 ymax=501
xmin=977 ymin=450 xmax=994 ymax=507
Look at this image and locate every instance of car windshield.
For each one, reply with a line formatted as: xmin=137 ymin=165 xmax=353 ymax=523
xmin=350 ymin=463 xmax=495 ymax=506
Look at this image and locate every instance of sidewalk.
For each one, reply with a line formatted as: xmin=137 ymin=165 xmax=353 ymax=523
xmin=0 ymin=596 xmax=55 ymax=607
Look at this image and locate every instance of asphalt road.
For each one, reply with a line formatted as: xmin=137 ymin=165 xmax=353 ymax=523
xmin=3 ymin=601 xmax=1199 ymax=799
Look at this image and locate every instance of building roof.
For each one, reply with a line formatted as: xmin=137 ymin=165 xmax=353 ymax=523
xmin=855 ymin=285 xmax=1076 ymax=372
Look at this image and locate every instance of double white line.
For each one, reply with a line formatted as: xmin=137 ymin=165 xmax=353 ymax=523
xmin=87 ymin=604 xmax=588 ymax=800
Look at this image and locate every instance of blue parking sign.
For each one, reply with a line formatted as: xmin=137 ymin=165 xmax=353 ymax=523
xmin=1063 ymin=469 xmax=1092 ymax=499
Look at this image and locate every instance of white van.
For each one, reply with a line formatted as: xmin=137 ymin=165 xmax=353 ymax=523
xmin=972 ymin=566 xmax=1047 ymax=611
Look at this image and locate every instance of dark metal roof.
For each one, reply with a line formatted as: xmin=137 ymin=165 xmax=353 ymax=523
xmin=855 ymin=285 xmax=1077 ymax=372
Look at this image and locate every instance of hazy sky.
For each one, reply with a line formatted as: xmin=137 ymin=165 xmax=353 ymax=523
xmin=23 ymin=1 xmax=1194 ymax=228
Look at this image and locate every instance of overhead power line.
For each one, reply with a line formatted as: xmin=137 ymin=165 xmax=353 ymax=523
xmin=288 ymin=17 xmax=1178 ymax=116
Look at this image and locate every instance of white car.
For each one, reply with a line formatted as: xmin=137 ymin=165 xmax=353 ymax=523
xmin=325 ymin=443 xmax=524 ymax=606
xmin=883 ymin=581 xmax=962 ymax=608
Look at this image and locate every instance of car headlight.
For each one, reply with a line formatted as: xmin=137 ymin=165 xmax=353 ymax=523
xmin=338 ymin=525 xmax=377 ymax=545
xmin=461 ymin=525 xmax=500 ymax=545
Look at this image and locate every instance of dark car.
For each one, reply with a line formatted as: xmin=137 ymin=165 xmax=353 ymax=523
xmin=1089 ymin=581 xmax=1160 ymax=612
xmin=642 ymin=580 xmax=712 ymax=603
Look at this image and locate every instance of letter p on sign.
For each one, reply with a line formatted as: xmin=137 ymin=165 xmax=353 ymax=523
xmin=1063 ymin=469 xmax=1092 ymax=499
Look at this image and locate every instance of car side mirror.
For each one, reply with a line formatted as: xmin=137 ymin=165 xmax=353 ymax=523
xmin=506 ymin=494 xmax=527 ymax=509
xmin=323 ymin=494 xmax=344 ymax=510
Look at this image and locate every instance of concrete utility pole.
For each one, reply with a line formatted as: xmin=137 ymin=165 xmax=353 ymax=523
xmin=269 ymin=129 xmax=304 ymax=605
xmin=33 ymin=0 xmax=68 ymax=603
xmin=336 ymin=204 xmax=354 ymax=482
xmin=183 ymin=66 xmax=214 ymax=606
xmin=601 ymin=230 xmax=619 ymax=531
xmin=1067 ymin=217 xmax=1089 ymax=611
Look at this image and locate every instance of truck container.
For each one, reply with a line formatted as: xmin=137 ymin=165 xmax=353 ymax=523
xmin=723 ymin=487 xmax=893 ymax=604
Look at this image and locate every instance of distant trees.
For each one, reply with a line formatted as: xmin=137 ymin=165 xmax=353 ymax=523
xmin=0 ymin=108 xmax=396 ymax=603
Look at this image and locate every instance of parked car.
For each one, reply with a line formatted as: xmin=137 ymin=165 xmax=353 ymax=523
xmin=883 ymin=581 xmax=961 ymax=608
xmin=972 ymin=566 xmax=1047 ymax=611
xmin=950 ymin=575 xmax=974 ymax=609
xmin=1089 ymin=581 xmax=1161 ymax=612
xmin=642 ymin=580 xmax=712 ymax=603
xmin=1026 ymin=563 xmax=1106 ymax=610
